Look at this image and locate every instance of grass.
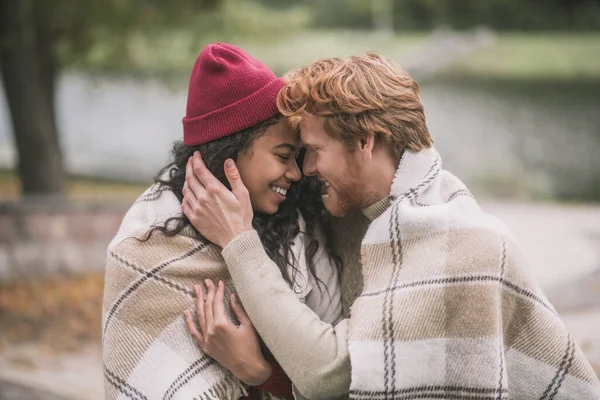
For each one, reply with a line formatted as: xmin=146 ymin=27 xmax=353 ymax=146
xmin=0 ymin=170 xmax=148 ymax=201
xmin=440 ymin=32 xmax=600 ymax=81
xmin=76 ymin=29 xmax=428 ymax=80
xmin=234 ymin=29 xmax=427 ymax=75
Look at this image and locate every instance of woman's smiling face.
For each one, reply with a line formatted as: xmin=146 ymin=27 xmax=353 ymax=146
xmin=236 ymin=119 xmax=302 ymax=215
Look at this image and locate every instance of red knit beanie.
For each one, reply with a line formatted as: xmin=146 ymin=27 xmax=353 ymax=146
xmin=182 ymin=43 xmax=286 ymax=146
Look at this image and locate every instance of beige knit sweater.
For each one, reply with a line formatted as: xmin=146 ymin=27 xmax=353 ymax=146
xmin=221 ymin=210 xmax=371 ymax=399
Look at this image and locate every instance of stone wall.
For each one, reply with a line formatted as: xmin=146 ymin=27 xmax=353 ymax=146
xmin=0 ymin=198 xmax=130 ymax=282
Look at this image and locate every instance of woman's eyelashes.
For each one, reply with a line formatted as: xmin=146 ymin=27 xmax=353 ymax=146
xmin=277 ymin=150 xmax=300 ymax=163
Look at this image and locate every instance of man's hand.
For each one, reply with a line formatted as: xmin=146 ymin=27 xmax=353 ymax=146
xmin=182 ymin=152 xmax=253 ymax=248
xmin=185 ymin=280 xmax=272 ymax=386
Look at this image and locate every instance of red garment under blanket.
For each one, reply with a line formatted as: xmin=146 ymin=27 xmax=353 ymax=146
xmin=244 ymin=361 xmax=293 ymax=399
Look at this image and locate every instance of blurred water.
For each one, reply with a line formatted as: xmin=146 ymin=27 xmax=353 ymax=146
xmin=422 ymin=79 xmax=600 ymax=200
xmin=1 ymin=74 xmax=599 ymax=199
xmin=0 ymin=74 xmax=185 ymax=182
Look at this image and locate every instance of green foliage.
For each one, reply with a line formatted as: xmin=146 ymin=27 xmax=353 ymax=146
xmin=27 ymin=0 xmax=600 ymax=78
xmin=52 ymin=0 xmax=215 ymax=61
xmin=295 ymin=0 xmax=600 ymax=31
xmin=41 ymin=0 xmax=600 ymax=76
xmin=217 ymin=0 xmax=311 ymax=39
xmin=50 ymin=0 xmax=310 ymax=73
xmin=309 ymin=0 xmax=373 ymax=29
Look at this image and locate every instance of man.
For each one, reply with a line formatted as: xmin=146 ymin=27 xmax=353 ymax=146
xmin=182 ymin=54 xmax=600 ymax=399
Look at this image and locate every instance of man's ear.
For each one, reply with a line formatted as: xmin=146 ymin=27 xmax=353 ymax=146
xmin=360 ymin=134 xmax=375 ymax=162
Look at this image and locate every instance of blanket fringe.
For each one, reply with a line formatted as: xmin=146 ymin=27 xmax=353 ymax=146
xmin=200 ymin=376 xmax=248 ymax=400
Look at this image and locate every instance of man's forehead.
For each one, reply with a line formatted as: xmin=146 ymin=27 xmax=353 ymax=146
xmin=299 ymin=128 xmax=319 ymax=147
xmin=301 ymin=113 xmax=320 ymax=127
xmin=299 ymin=114 xmax=323 ymax=144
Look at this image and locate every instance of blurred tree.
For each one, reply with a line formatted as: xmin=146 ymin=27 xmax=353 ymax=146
xmin=395 ymin=0 xmax=446 ymax=30
xmin=0 ymin=0 xmax=221 ymax=195
xmin=0 ymin=0 xmax=65 ymax=195
xmin=372 ymin=0 xmax=394 ymax=37
xmin=305 ymin=0 xmax=600 ymax=31
xmin=310 ymin=0 xmax=372 ymax=29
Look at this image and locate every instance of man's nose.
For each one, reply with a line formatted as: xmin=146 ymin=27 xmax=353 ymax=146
xmin=302 ymin=152 xmax=317 ymax=176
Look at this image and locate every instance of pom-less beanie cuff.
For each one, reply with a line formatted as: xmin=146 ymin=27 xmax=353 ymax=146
xmin=183 ymin=78 xmax=285 ymax=146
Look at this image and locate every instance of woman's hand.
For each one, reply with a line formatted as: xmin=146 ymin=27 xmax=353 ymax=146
xmin=185 ymin=279 xmax=272 ymax=386
xmin=182 ymin=152 xmax=253 ymax=248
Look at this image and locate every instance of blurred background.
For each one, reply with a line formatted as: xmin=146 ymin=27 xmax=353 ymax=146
xmin=0 ymin=0 xmax=599 ymax=398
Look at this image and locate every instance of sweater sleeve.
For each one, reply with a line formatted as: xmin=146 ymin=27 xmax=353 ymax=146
xmin=222 ymin=230 xmax=351 ymax=399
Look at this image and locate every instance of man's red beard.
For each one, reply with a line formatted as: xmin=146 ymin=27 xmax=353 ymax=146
xmin=322 ymin=163 xmax=376 ymax=217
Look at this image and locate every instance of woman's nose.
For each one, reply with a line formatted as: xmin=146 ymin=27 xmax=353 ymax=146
xmin=286 ymin=160 xmax=302 ymax=182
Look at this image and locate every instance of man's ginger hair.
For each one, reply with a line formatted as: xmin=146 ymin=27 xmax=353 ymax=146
xmin=277 ymin=53 xmax=432 ymax=164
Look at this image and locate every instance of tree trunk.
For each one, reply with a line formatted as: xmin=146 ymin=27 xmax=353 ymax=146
xmin=35 ymin=0 xmax=60 ymax=149
xmin=0 ymin=0 xmax=65 ymax=196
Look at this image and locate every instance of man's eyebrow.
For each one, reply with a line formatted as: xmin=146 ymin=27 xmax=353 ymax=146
xmin=273 ymin=143 xmax=298 ymax=151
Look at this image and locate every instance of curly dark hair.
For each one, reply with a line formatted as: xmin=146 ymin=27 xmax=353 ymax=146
xmin=144 ymin=115 xmax=340 ymax=288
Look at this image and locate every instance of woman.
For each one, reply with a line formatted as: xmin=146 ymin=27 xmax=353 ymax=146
xmin=102 ymin=43 xmax=342 ymax=400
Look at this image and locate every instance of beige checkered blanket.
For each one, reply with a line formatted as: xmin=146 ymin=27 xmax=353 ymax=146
xmin=103 ymin=185 xmax=253 ymax=400
xmin=348 ymin=148 xmax=600 ymax=400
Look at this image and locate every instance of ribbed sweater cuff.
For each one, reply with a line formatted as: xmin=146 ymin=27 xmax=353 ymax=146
xmin=222 ymin=230 xmax=268 ymax=273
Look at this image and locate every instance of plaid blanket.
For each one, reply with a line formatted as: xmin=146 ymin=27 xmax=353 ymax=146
xmin=103 ymin=184 xmax=285 ymax=400
xmin=347 ymin=147 xmax=600 ymax=400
